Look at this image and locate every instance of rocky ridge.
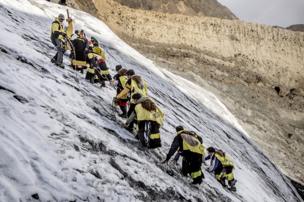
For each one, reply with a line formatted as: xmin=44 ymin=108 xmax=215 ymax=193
xmin=112 ymin=0 xmax=237 ymax=19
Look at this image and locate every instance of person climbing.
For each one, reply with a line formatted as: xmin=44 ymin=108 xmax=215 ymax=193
xmin=124 ymin=69 xmax=136 ymax=97
xmin=90 ymin=37 xmax=106 ymax=60
xmin=113 ymin=68 xmax=129 ymax=118
xmin=97 ymin=59 xmax=112 ymax=87
xmin=162 ymin=126 xmax=204 ymax=185
xmin=205 ymin=147 xmax=237 ymax=191
xmin=85 ymin=37 xmax=112 ymax=87
xmin=50 ymin=13 xmax=73 ymax=68
xmin=71 ymin=30 xmax=88 ymax=70
xmin=116 ymin=71 xmax=148 ymax=129
xmin=172 ymin=129 xmax=203 ymax=164
xmin=116 ymin=71 xmax=147 ymax=114
xmin=71 ymin=30 xmax=79 ymax=40
xmin=112 ymin=65 xmax=123 ymax=87
xmin=125 ymin=93 xmax=164 ymax=148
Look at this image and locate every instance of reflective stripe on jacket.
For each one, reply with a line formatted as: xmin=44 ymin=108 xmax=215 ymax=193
xmin=100 ymin=69 xmax=110 ymax=75
xmin=87 ymin=66 xmax=95 ymax=74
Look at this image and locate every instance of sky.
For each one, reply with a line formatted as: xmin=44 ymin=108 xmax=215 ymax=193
xmin=218 ymin=0 xmax=304 ymax=27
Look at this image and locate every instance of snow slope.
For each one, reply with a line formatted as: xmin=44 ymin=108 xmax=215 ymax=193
xmin=0 ymin=0 xmax=301 ymax=201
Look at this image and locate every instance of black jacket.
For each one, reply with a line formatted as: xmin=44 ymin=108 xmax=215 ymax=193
xmin=72 ymin=37 xmax=87 ymax=61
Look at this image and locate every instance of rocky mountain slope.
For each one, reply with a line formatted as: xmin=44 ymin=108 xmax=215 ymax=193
xmin=69 ymin=0 xmax=304 ymax=185
xmin=0 ymin=0 xmax=303 ymax=201
xmin=112 ymin=0 xmax=237 ymax=19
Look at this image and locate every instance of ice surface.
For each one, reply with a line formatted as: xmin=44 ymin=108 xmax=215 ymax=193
xmin=0 ymin=0 xmax=301 ymax=201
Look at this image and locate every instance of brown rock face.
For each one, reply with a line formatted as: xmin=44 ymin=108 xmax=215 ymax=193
xmin=71 ymin=0 xmax=304 ymax=184
xmin=112 ymin=0 xmax=237 ymax=19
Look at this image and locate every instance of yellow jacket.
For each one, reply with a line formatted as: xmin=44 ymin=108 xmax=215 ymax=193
xmin=51 ymin=18 xmax=74 ymax=40
xmin=135 ymin=104 xmax=164 ymax=126
xmin=215 ymin=152 xmax=234 ymax=167
xmin=117 ymin=76 xmax=148 ymax=103
xmin=181 ymin=133 xmax=204 ymax=155
xmin=92 ymin=46 xmax=106 ymax=61
xmin=130 ymin=79 xmax=147 ymax=99
xmin=119 ymin=76 xmax=128 ymax=88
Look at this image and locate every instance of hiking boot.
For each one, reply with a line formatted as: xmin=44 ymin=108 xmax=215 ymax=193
xmin=166 ymin=170 xmax=174 ymax=176
xmin=228 ymin=186 xmax=237 ymax=192
xmin=228 ymin=179 xmax=237 ymax=191
xmin=56 ymin=63 xmax=65 ymax=69
xmin=118 ymin=113 xmax=127 ymax=118
xmin=191 ymin=178 xmax=202 ymax=185
xmin=126 ymin=127 xmax=133 ymax=134
xmin=218 ymin=178 xmax=227 ymax=187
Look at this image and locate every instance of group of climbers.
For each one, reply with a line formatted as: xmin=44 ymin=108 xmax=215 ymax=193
xmin=112 ymin=67 xmax=164 ymax=149
xmin=160 ymin=126 xmax=236 ymax=189
xmin=50 ymin=13 xmax=236 ymax=191
xmin=50 ymin=13 xmax=164 ymax=149
xmin=51 ymin=13 xmax=112 ymax=87
xmin=85 ymin=36 xmax=112 ymax=87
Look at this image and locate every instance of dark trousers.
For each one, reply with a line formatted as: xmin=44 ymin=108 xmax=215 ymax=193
xmin=51 ymin=36 xmax=64 ymax=65
xmin=127 ymin=103 xmax=136 ymax=117
xmin=214 ymin=163 xmax=235 ymax=186
xmin=182 ymin=152 xmax=203 ymax=183
xmin=137 ymin=121 xmax=161 ymax=148
xmin=98 ymin=74 xmax=112 ymax=87
xmin=125 ymin=103 xmax=136 ymax=131
xmin=223 ymin=165 xmax=235 ymax=186
xmin=119 ymin=105 xmax=127 ymax=115
xmin=74 ymin=50 xmax=86 ymax=61
xmin=148 ymin=122 xmax=161 ymax=148
xmin=94 ymin=69 xmax=112 ymax=87
xmin=214 ymin=163 xmax=223 ymax=177
xmin=85 ymin=71 xmax=95 ymax=82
